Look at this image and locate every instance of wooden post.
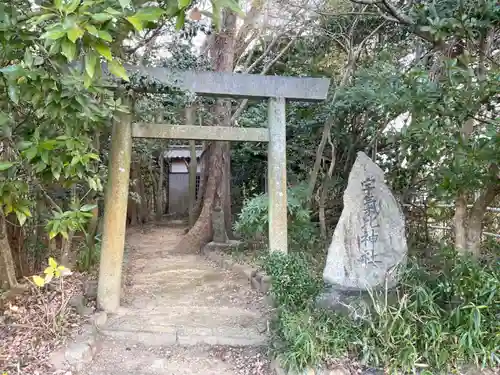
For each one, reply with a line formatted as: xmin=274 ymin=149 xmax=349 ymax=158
xmin=267 ymin=97 xmax=287 ymax=253
xmin=186 ymin=106 xmax=197 ymax=227
xmin=156 ymin=153 xmax=164 ymax=221
xmin=97 ymin=97 xmax=133 ymax=312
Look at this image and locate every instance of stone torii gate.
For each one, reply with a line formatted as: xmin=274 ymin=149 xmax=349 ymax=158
xmin=98 ymin=65 xmax=330 ymax=312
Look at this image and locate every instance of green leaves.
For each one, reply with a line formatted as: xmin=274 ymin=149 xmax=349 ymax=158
xmin=178 ymin=0 xmax=192 ymax=7
xmin=95 ymin=42 xmax=112 ymax=61
xmin=61 ymin=39 xmax=77 ymax=61
xmin=46 ymin=206 xmax=96 ymax=240
xmin=84 ymin=23 xmax=99 ymax=36
xmin=0 ymin=162 xmax=14 ymax=171
xmin=84 ymin=51 xmax=98 ymax=78
xmin=97 ymin=29 xmax=112 ymax=42
xmin=119 ymin=0 xmax=131 ymax=9
xmin=126 ymin=15 xmax=143 ymax=31
xmin=126 ymin=7 xmax=165 ymax=31
xmin=41 ymin=27 xmax=66 ymax=40
xmin=65 ymin=0 xmax=81 ymax=14
xmin=175 ymin=11 xmax=185 ymax=30
xmin=108 ymin=60 xmax=129 ymax=81
xmin=91 ymin=13 xmax=114 ymax=22
xmin=67 ymin=25 xmax=84 ymax=42
xmin=8 ymin=85 xmax=19 ymax=104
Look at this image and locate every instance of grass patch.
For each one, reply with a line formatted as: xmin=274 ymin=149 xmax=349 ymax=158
xmin=262 ymin=248 xmax=500 ymax=374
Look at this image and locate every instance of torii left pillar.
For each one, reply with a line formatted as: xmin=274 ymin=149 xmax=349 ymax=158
xmin=97 ymin=97 xmax=132 ymax=312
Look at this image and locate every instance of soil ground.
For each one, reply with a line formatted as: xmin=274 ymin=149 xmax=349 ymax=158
xmin=82 ymin=224 xmax=273 ymax=375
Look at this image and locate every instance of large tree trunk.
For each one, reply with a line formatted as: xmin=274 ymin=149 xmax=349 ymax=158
xmin=175 ymin=142 xmax=225 ymax=252
xmin=213 ymin=9 xmax=236 ymax=238
xmin=0 ymin=212 xmax=18 ymax=289
xmin=175 ymin=9 xmax=236 ymax=252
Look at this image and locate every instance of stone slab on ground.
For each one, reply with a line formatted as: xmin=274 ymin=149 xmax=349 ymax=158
xmin=50 ymin=322 xmax=100 ymax=372
xmin=202 ymin=244 xmax=272 ymax=295
xmin=80 ymin=339 xmax=273 ymax=375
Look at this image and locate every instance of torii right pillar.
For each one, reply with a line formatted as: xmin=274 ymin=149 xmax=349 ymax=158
xmin=267 ymin=97 xmax=288 ymax=253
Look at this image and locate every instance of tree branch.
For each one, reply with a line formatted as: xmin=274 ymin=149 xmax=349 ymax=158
xmin=231 ymin=32 xmax=301 ymax=124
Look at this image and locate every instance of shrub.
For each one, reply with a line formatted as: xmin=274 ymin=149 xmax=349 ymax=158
xmin=76 ymin=233 xmax=101 ymax=272
xmin=260 ymin=251 xmax=322 ymax=310
xmin=234 ymin=183 xmax=319 ymax=250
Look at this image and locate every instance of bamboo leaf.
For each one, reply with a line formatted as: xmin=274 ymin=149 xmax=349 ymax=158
xmin=80 ymin=204 xmax=97 ymax=212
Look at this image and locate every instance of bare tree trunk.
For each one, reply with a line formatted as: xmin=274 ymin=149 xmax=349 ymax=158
xmin=223 ymin=142 xmax=233 ymax=237
xmin=306 ymin=19 xmax=385 ymax=201
xmin=61 ymin=185 xmax=76 ymax=266
xmin=138 ymin=167 xmax=148 ymax=224
xmin=7 ymin=213 xmax=28 ymax=277
xmin=465 ymin=175 xmax=500 ymax=256
xmin=0 ymin=212 xmax=18 ymax=289
xmin=453 ymin=194 xmax=468 ymax=251
xmin=60 ymin=232 xmax=74 ymax=267
xmin=317 ymin=183 xmax=327 ymax=239
xmin=88 ymin=132 xmax=101 ymax=239
xmin=128 ymin=160 xmax=139 ymax=226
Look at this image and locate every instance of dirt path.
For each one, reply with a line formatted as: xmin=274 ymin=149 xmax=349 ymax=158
xmin=82 ymin=224 xmax=272 ymax=375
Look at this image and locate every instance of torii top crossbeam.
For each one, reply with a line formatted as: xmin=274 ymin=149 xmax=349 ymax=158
xmin=102 ymin=64 xmax=330 ymax=101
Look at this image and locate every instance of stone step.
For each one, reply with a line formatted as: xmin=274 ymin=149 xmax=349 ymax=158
xmin=80 ymin=339 xmax=269 ymax=375
xmin=99 ymin=326 xmax=266 ymax=347
xmin=99 ymin=307 xmax=268 ymax=347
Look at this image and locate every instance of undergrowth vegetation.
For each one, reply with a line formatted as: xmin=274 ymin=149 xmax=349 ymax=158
xmin=234 ymin=184 xmax=320 ymax=251
xmin=261 ymin=248 xmax=500 ymax=374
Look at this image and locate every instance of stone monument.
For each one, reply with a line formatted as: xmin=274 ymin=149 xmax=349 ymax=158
xmin=212 ymin=206 xmax=228 ymax=244
xmin=202 ymin=205 xmax=241 ymax=254
xmin=317 ymin=152 xmax=407 ymax=316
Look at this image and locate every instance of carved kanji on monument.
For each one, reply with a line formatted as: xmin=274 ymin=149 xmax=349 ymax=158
xmin=322 ymin=152 xmax=407 ymax=291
